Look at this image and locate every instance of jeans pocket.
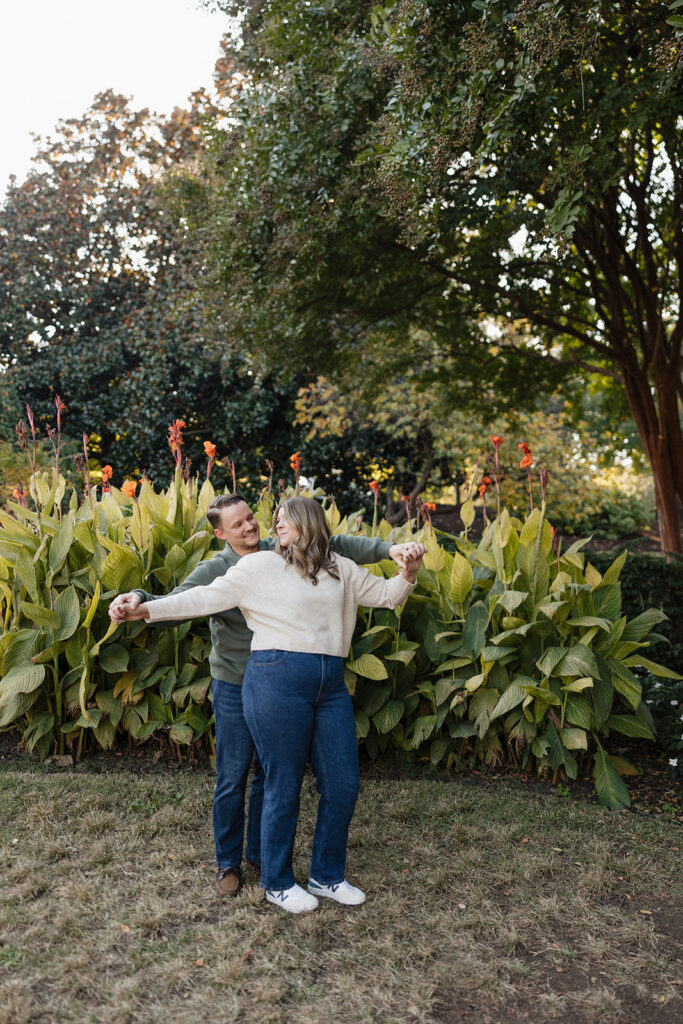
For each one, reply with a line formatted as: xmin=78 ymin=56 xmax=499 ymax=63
xmin=250 ymin=649 xmax=287 ymax=666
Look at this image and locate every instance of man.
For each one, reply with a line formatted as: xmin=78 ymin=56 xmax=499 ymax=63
xmin=109 ymin=493 xmax=425 ymax=897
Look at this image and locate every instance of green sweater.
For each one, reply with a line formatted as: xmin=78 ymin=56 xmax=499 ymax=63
xmin=134 ymin=535 xmax=393 ymax=685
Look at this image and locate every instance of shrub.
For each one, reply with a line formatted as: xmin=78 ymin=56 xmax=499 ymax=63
xmin=0 ymin=442 xmax=677 ymax=808
xmin=590 ymin=551 xmax=683 ymax=777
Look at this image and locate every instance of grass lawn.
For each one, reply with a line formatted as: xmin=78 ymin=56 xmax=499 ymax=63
xmin=0 ymin=761 xmax=680 ymax=1024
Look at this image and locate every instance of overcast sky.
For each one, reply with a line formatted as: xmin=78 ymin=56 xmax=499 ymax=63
xmin=1 ymin=0 xmax=229 ymax=197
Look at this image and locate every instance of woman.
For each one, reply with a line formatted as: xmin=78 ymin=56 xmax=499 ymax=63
xmin=111 ymin=497 xmax=423 ymax=914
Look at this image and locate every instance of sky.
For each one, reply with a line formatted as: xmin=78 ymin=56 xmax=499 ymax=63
xmin=1 ymin=0 xmax=229 ymax=197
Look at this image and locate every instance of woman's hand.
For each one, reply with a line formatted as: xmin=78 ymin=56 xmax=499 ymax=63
xmin=109 ymin=593 xmax=150 ymax=623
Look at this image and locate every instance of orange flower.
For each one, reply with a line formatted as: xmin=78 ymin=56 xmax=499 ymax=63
xmin=369 ymin=480 xmax=380 ymax=494
xmin=101 ymin=465 xmax=113 ymax=482
xmin=478 ymin=483 xmax=488 ymax=497
xmin=167 ymin=420 xmax=185 ymax=464
xmin=204 ymin=441 xmax=217 ymax=459
xmin=121 ymin=480 xmax=137 ymax=498
xmin=519 ymin=453 xmax=533 ymax=469
xmin=12 ymin=487 xmax=20 ymax=499
xmin=518 ymin=441 xmax=531 ymax=455
xmin=424 ymin=501 xmax=436 ymax=511
xmin=289 ymin=450 xmax=302 ymax=468
xmin=489 ymin=435 xmax=504 ymax=449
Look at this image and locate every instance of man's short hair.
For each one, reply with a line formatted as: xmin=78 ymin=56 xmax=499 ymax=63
xmin=207 ymin=493 xmax=250 ymax=529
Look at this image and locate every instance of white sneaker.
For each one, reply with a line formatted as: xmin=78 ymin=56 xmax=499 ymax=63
xmin=307 ymin=877 xmax=366 ymax=906
xmin=266 ymin=883 xmax=319 ymax=914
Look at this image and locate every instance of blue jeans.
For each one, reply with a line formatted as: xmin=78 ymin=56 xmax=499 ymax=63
xmin=242 ymin=651 xmax=360 ymax=891
xmin=211 ymin=678 xmax=265 ymax=870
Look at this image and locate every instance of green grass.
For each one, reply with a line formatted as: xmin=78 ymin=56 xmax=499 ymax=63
xmin=0 ymin=764 xmax=680 ymax=1024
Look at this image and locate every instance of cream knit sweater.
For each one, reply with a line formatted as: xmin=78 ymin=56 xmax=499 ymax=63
xmin=145 ymin=551 xmax=414 ymax=657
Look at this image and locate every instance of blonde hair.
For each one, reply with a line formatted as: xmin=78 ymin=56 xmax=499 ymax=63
xmin=273 ymin=497 xmax=340 ymax=586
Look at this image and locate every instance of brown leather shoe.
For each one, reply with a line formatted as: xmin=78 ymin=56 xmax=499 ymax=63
xmin=215 ymin=867 xmax=240 ymax=898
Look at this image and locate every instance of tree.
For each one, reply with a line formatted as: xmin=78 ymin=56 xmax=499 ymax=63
xmin=0 ymin=90 xmax=304 ymax=488
xmin=194 ymin=1 xmax=683 ymax=550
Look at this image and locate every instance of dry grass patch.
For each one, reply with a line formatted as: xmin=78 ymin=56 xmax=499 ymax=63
xmin=0 ymin=766 xmax=680 ymax=1024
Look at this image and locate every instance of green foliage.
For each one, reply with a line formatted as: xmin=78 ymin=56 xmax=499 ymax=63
xmin=0 ymin=470 xmax=220 ymax=757
xmin=591 ymin=550 xmax=683 ymax=776
xmin=1 ymin=456 xmax=674 ymax=808
xmin=187 ymin=0 xmax=683 ymax=550
xmin=0 ymin=92 xmax=305 ymax=490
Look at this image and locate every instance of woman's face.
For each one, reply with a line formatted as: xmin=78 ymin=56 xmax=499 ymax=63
xmin=275 ymin=507 xmax=300 ymax=548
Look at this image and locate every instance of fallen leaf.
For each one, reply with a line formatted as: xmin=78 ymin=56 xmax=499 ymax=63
xmin=119 ymin=923 xmax=130 ymax=933
xmin=194 ymin=958 xmax=206 ymax=967
xmin=458 ymin=903 xmax=467 ymax=910
xmin=639 ymin=909 xmax=652 ymax=915
xmin=168 ymin=853 xmax=177 ymax=860
xmin=521 ymin=837 xmax=529 ymax=843
xmin=180 ymin=993 xmax=190 ymax=1000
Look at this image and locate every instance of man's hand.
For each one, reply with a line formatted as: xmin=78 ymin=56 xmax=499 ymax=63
xmin=388 ymin=542 xmax=428 ymax=568
xmin=109 ymin=593 xmax=149 ymax=623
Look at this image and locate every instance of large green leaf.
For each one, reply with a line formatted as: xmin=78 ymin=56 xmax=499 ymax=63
xmin=346 ymin=653 xmax=388 ymax=680
xmin=15 ymin=551 xmax=39 ymax=602
xmin=411 ymin=713 xmax=437 ymax=748
xmin=372 ymin=699 xmax=404 ymax=734
xmin=449 ymin=552 xmax=473 ymax=608
xmin=624 ymin=655 xmax=682 ymax=680
xmin=55 ymin=586 xmax=81 ymax=641
xmin=536 ymin=647 xmax=566 ymax=677
xmin=361 ymin=684 xmax=391 ymax=716
xmin=607 ymin=714 xmax=655 ymax=740
xmin=48 ymin=511 xmax=75 ymax=574
xmin=593 ymin=743 xmax=631 ymax=810
xmin=0 ymin=663 xmax=46 ymax=706
xmin=354 ymin=708 xmax=370 ymax=739
xmin=490 ymin=684 xmax=525 ymax=721
xmin=606 ymin=657 xmax=642 ymax=710
xmin=560 ymin=727 xmax=587 ymax=750
xmin=462 ymin=601 xmax=489 ymax=657
xmin=555 ymin=645 xmax=599 ymax=678
xmin=99 ymin=644 xmax=129 ymax=674
xmin=601 ymin=550 xmax=628 ymax=585
xmin=2 ymin=629 xmax=40 ymax=674
xmin=621 ymin=608 xmax=667 ymax=642
xmin=20 ymin=601 xmax=60 ymax=629
xmin=101 ymin=542 xmax=142 ymax=593
xmin=565 ymin=693 xmax=593 ymax=729
xmin=22 ymin=712 xmax=55 ymax=752
xmin=496 ymin=590 xmax=528 ymax=614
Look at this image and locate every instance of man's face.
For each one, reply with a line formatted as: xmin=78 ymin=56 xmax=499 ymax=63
xmin=213 ymin=501 xmax=260 ymax=555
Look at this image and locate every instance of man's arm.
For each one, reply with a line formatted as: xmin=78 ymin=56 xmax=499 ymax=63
xmin=329 ymin=534 xmax=426 ymax=568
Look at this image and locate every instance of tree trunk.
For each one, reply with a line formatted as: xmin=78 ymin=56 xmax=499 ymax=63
xmin=622 ymin=360 xmax=682 ymax=554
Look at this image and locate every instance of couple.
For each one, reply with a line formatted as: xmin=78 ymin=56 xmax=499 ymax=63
xmin=110 ymin=494 xmax=424 ymax=914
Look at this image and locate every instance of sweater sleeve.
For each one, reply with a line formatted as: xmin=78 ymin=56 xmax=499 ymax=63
xmin=131 ymin=553 xmax=230 ymax=627
xmin=329 ymin=534 xmax=392 ymax=564
xmin=145 ymin=563 xmax=247 ymax=623
xmin=344 ymin=561 xmax=415 ymax=609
